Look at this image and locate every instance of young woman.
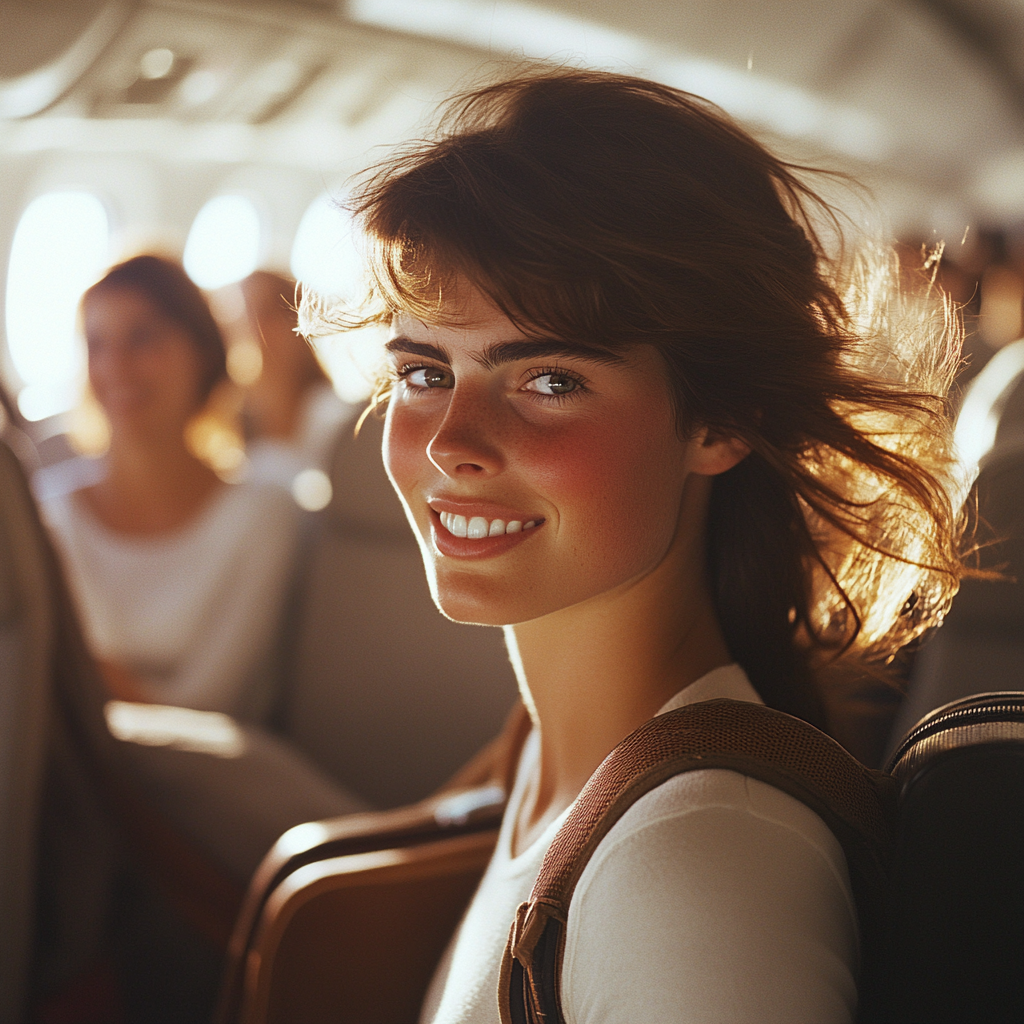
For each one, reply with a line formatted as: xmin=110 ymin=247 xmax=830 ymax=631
xmin=316 ymin=69 xmax=963 ymax=1022
xmin=42 ymin=255 xmax=301 ymax=719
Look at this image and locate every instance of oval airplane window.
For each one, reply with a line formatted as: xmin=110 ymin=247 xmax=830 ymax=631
xmin=290 ymin=192 xmax=378 ymax=404
xmin=289 ymin=193 xmax=363 ymax=301
xmin=183 ymin=194 xmax=261 ymax=290
xmin=5 ymin=191 xmax=110 ymax=421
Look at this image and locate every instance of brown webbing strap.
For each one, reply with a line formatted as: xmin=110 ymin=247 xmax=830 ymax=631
xmin=499 ymin=698 xmax=896 ymax=1024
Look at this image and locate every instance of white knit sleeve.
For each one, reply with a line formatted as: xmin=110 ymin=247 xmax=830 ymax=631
xmin=561 ymin=768 xmax=859 ymax=1024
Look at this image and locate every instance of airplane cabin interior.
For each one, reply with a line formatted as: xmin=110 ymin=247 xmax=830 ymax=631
xmin=1 ymin=2 xmax=1023 ymax=1022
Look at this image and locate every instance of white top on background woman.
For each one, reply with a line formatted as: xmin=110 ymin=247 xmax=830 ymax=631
xmin=315 ymin=68 xmax=965 ymax=1021
xmin=44 ymin=468 xmax=297 ymax=717
xmin=43 ymin=255 xmax=300 ymax=718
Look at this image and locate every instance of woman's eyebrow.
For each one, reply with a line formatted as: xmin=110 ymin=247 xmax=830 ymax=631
xmin=479 ymin=339 xmax=625 ymax=369
xmin=385 ymin=338 xmax=451 ymax=364
xmin=384 ymin=336 xmax=625 ymax=368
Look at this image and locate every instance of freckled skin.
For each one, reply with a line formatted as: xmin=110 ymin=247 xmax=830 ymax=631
xmin=383 ymin=292 xmax=701 ymax=627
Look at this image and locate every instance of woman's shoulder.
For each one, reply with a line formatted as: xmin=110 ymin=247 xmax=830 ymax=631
xmin=562 ymin=768 xmax=859 ymax=1023
xmin=34 ymin=458 xmax=107 ymax=544
xmin=587 ymin=766 xmax=852 ymax=884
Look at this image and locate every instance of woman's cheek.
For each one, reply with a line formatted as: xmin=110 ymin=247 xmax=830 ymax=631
xmin=383 ymin=402 xmax=432 ymax=509
xmin=522 ymin=411 xmax=687 ymax=575
xmin=523 ymin=412 xmax=672 ymax=518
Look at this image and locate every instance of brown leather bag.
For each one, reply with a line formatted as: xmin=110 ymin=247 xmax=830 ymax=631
xmin=498 ymin=698 xmax=896 ymax=1024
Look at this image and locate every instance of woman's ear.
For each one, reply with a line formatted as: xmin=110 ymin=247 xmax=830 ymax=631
xmin=687 ymin=427 xmax=751 ymax=477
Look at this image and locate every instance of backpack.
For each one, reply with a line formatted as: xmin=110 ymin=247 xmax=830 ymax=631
xmin=498 ymin=697 xmax=895 ymax=1024
xmin=499 ymin=692 xmax=1024 ymax=1024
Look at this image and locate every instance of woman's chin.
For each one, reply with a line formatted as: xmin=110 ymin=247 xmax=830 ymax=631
xmin=431 ymin=589 xmax=512 ymax=628
xmin=429 ymin=576 xmax=531 ymax=628
xmin=429 ymin=575 xmax=572 ymax=628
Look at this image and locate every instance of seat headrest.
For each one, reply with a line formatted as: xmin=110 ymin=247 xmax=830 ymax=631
xmin=323 ymin=413 xmax=412 ymax=541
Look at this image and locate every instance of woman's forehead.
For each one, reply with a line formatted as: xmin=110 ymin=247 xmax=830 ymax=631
xmin=390 ymin=280 xmax=518 ymax=337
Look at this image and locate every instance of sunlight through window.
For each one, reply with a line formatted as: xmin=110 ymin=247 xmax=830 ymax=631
xmin=290 ymin=193 xmax=379 ymax=403
xmin=183 ymin=194 xmax=261 ymax=290
xmin=5 ymin=191 xmax=110 ymax=421
xmin=290 ymin=193 xmax=363 ymax=301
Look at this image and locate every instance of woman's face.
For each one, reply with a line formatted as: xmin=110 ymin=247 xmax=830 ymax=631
xmin=85 ymin=286 xmax=207 ymax=437
xmin=383 ymin=285 xmax=740 ymax=626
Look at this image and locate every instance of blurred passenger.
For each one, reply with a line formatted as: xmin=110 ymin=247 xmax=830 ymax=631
xmin=41 ymin=255 xmax=299 ymax=719
xmin=239 ymin=270 xmax=352 ymax=490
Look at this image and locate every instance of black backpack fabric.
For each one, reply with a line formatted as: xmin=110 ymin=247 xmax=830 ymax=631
xmin=868 ymin=692 xmax=1024 ymax=1024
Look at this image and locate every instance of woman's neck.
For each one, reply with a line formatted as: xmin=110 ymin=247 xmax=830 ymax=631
xmin=505 ymin=475 xmax=733 ymax=855
xmin=84 ymin=430 xmax=222 ymax=535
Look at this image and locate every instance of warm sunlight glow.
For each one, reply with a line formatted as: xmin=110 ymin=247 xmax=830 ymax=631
xmin=290 ymin=193 xmax=364 ymax=301
xmin=105 ymin=700 xmax=247 ymax=758
xmin=5 ymin=191 xmax=109 ymax=421
xmin=183 ymin=194 xmax=262 ymax=289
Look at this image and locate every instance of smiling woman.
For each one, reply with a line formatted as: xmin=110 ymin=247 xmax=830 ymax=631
xmin=383 ymin=294 xmax=747 ymax=637
xmin=307 ymin=67 xmax=967 ymax=1024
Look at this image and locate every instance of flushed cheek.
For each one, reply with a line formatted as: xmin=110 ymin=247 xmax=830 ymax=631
xmin=383 ymin=405 xmax=436 ymax=533
xmin=515 ymin=412 xmax=687 ymax=576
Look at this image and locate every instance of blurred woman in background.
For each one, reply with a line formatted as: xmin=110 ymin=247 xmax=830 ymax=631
xmin=43 ymin=254 xmax=299 ymax=719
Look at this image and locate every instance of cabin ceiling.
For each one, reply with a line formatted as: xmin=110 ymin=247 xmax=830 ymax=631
xmin=2 ymin=0 xmax=1024 ymax=235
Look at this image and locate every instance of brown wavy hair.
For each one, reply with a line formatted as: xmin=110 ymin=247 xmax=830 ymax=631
xmin=307 ymin=67 xmax=965 ymax=726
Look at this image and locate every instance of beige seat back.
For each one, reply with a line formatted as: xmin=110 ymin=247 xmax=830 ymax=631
xmin=280 ymin=413 xmax=519 ymax=807
xmin=887 ymin=360 xmax=1024 ymax=752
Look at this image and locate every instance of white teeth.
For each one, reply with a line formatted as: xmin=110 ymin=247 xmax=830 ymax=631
xmin=437 ymin=511 xmax=539 ymax=538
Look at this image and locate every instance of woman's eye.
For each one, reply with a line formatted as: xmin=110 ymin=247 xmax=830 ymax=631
xmin=405 ymin=366 xmax=453 ymax=389
xmin=524 ymin=372 xmax=581 ymax=397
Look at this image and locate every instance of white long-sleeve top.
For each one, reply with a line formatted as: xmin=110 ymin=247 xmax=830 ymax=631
xmin=41 ymin=469 xmax=301 ymax=720
xmin=420 ymin=664 xmax=859 ymax=1024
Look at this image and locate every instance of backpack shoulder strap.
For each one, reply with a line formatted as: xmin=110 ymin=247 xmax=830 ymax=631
xmin=499 ymin=697 xmax=896 ymax=1024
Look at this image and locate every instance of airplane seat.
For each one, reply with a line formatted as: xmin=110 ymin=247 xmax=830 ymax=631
xmin=886 ymin=441 xmax=1024 ymax=748
xmin=215 ymin=702 xmax=530 ymax=1024
xmin=883 ymin=345 xmax=1024 ymax=751
xmin=866 ymin=691 xmax=1024 ymax=1023
xmin=276 ymin=411 xmax=520 ymax=809
xmin=0 ymin=440 xmax=57 ymax=1024
xmin=0 ymin=437 xmax=133 ymax=1022
xmin=0 ymin=436 xmax=370 ymax=1022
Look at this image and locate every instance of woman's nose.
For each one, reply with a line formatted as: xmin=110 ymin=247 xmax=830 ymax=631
xmin=426 ymin=388 xmax=505 ymax=477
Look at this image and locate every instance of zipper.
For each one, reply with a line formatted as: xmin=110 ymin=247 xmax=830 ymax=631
xmin=885 ymin=692 xmax=1024 ymax=773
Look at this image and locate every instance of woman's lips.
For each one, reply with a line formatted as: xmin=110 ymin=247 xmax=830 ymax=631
xmin=427 ymin=507 xmax=545 ymax=558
